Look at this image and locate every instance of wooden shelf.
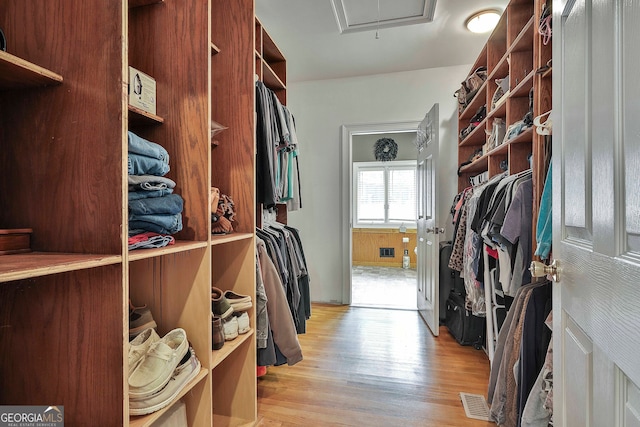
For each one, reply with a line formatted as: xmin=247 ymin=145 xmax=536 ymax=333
xmin=511 ymin=70 xmax=535 ymax=98
xmin=129 ymin=0 xmax=163 ymax=8
xmin=459 ymin=80 xmax=487 ymax=120
xmin=211 ymin=232 xmax=254 ymax=246
xmin=129 ymin=367 xmax=208 ymax=427
xmin=0 ymin=252 xmax=121 ymax=283
xmin=460 ymin=155 xmax=489 ymax=174
xmin=488 ymin=95 xmax=508 ymax=119
xmin=128 ymin=240 xmax=208 ymax=261
xmin=128 ymin=105 xmax=164 ymax=126
xmin=212 ymin=414 xmax=256 ymax=427
xmin=488 ymin=51 xmax=510 ymax=81
xmin=504 ymin=126 xmax=534 ymax=145
xmin=211 ymin=42 xmax=221 ymax=55
xmin=459 ymin=118 xmax=487 ymax=146
xmin=211 ymin=329 xmax=254 ymax=369
xmin=0 ymin=50 xmax=63 ymax=89
xmin=509 ymin=16 xmax=534 ymax=53
xmin=262 ymin=60 xmax=286 ymax=92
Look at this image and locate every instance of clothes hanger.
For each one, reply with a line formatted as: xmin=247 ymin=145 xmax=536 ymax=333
xmin=533 ymin=110 xmax=552 ymax=135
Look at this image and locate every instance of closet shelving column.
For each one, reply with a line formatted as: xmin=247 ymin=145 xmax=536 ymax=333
xmin=255 ymin=18 xmax=289 ymax=226
xmin=455 ymin=0 xmax=545 ymax=361
xmin=0 ymin=2 xmax=126 ymax=425
xmin=127 ymin=0 xmax=212 ymax=426
xmin=211 ymin=0 xmax=258 ymax=425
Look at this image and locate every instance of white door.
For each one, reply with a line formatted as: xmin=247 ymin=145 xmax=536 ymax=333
xmin=417 ymin=104 xmax=440 ymax=336
xmin=553 ymin=0 xmax=640 ymax=424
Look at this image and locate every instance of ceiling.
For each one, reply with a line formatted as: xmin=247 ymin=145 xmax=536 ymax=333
xmin=255 ymin=0 xmax=509 ymax=83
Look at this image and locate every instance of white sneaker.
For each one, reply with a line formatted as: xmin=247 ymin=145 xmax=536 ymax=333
xmin=129 ymin=347 xmax=201 ymax=416
xmin=223 ymin=316 xmax=238 ymax=341
xmin=128 ymin=328 xmax=160 ymax=375
xmin=129 ymin=328 xmax=188 ymax=398
xmin=236 ymin=312 xmax=250 ymax=334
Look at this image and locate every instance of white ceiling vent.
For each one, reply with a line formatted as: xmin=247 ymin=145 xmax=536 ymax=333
xmin=330 ymin=0 xmax=437 ymax=34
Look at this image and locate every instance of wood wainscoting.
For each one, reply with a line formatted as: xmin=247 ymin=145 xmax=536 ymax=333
xmin=352 ymin=228 xmax=417 ymax=268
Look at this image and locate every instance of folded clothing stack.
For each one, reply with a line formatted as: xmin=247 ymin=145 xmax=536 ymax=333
xmin=211 ymin=187 xmax=236 ymax=234
xmin=128 ymin=131 xmax=183 ymax=248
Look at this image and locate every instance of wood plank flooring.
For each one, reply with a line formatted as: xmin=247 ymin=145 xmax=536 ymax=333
xmin=257 ymin=304 xmax=495 ymax=427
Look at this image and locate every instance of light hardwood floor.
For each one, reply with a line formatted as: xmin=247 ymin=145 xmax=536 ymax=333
xmin=257 ymin=304 xmax=494 ymax=427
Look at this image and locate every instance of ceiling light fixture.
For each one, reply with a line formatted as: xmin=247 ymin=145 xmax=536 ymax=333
xmin=465 ymin=9 xmax=501 ymax=33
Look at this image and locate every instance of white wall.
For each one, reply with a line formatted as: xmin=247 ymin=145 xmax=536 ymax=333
xmin=352 ymin=132 xmax=417 ymax=162
xmin=287 ymin=64 xmax=469 ymax=303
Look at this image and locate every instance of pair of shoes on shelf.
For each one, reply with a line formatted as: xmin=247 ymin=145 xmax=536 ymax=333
xmin=129 ymin=302 xmax=157 ymax=340
xmin=212 ymin=315 xmax=225 ymax=350
xmin=129 ymin=328 xmax=189 ymax=401
xmin=222 ymin=312 xmax=250 ymax=341
xmin=211 ymin=287 xmax=233 ymax=319
xmin=129 ymin=347 xmax=201 ymax=416
xmin=224 ymin=290 xmax=253 ymax=312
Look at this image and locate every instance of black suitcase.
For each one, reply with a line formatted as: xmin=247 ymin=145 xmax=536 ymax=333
xmin=445 ymin=292 xmax=486 ymax=348
xmin=439 ymin=241 xmax=465 ymax=323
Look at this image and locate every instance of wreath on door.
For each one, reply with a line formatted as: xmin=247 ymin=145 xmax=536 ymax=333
xmin=374 ymin=137 xmax=398 ymax=161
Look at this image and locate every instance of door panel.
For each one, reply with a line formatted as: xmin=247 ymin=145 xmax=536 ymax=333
xmin=563 ymin=316 xmax=593 ymax=427
xmin=622 ymin=373 xmax=640 ymax=427
xmin=563 ymin=0 xmax=591 ymax=236
xmin=416 ymin=104 xmax=439 ymax=336
xmin=555 ymin=0 xmax=640 ymax=424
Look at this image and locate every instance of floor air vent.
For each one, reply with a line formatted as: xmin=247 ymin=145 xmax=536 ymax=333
xmin=379 ymin=247 xmax=395 ymax=257
xmin=459 ymin=392 xmax=490 ymax=421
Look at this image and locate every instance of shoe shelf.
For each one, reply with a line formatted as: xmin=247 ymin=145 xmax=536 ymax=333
xmin=211 ymin=328 xmax=254 ymax=369
xmin=129 ymin=367 xmax=209 ymax=427
xmin=0 ymin=50 xmax=63 ymax=89
xmin=211 ymin=232 xmax=254 ymax=246
xmin=128 ymin=240 xmax=209 ymax=262
xmin=0 ymin=252 xmax=122 ymax=283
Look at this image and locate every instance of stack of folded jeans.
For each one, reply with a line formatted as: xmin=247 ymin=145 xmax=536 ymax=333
xmin=128 ymin=131 xmax=183 ymax=249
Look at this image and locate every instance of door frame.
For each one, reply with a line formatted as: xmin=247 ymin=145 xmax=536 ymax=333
xmin=340 ymin=120 xmax=420 ymax=305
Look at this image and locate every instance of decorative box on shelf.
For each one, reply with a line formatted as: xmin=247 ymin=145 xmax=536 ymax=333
xmin=129 ymin=66 xmax=157 ymax=115
xmin=0 ymin=228 xmax=32 ymax=255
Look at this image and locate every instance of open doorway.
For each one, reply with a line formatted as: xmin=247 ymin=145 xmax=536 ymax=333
xmin=342 ymin=124 xmax=419 ymax=310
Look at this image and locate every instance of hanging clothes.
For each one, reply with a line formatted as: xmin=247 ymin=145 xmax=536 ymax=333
xmin=256 ymin=221 xmax=311 ymax=369
xmin=256 ymin=81 xmax=302 ymax=210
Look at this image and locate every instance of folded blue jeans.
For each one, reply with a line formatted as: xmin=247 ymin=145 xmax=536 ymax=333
xmin=128 ymin=174 xmax=176 ymax=191
xmin=129 ymin=213 xmax=183 ymax=235
xmin=128 ymin=131 xmax=170 ymax=163
xmin=129 ymin=188 xmax=174 ymax=201
xmin=129 ymin=194 xmax=183 ymax=216
xmin=128 ymin=233 xmax=175 ymax=250
xmin=128 ymin=153 xmax=170 ymax=176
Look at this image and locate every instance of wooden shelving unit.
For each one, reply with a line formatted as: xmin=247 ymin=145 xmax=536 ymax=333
xmin=1 ymin=1 xmax=276 ymax=424
xmin=0 ymin=0 xmax=218 ymax=425
xmin=457 ymin=0 xmax=546 ymax=192
xmin=454 ymin=0 xmax=552 ymax=362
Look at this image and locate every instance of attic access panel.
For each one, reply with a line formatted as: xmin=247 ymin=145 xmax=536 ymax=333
xmin=331 ymin=0 xmax=437 ymax=34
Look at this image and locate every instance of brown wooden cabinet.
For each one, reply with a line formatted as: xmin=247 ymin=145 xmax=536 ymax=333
xmin=0 ymin=0 xmax=260 ymax=425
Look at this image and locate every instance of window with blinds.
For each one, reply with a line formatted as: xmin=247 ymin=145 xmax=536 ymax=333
xmin=353 ymin=161 xmax=417 ymax=227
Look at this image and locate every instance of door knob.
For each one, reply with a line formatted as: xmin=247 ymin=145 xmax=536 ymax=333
xmin=426 ymin=227 xmax=445 ymax=234
xmin=529 ymin=259 xmax=560 ymax=282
